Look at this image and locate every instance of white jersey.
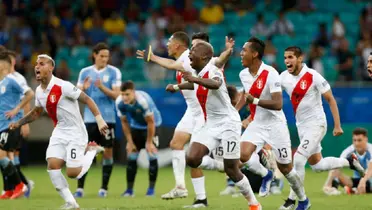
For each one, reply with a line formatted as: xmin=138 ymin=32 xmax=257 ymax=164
xmin=10 ymin=71 xmax=31 ymax=97
xmin=239 ymin=62 xmax=286 ymax=125
xmin=35 ymin=76 xmax=87 ymax=142
xmin=280 ymin=64 xmax=330 ymax=126
xmin=196 ymin=60 xmax=240 ymax=125
xmin=175 ymin=49 xmax=203 ymax=117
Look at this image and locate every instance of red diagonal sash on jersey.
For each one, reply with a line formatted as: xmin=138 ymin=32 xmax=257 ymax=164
xmin=248 ymin=70 xmax=269 ymax=120
xmin=46 ymin=85 xmax=62 ymax=127
xmin=196 ymin=71 xmax=210 ymax=121
xmin=291 ymin=72 xmax=313 ymax=113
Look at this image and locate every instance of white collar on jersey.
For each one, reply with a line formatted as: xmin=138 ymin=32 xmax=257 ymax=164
xmin=198 ymin=60 xmax=219 ymax=77
xmin=45 ymin=75 xmax=56 ymax=91
xmin=249 ymin=61 xmax=266 ymax=78
xmin=297 ymin=63 xmax=309 ymax=77
xmin=93 ymin=65 xmax=107 ymax=73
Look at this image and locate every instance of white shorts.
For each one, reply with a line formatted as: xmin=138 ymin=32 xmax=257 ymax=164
xmin=46 ymin=136 xmax=88 ymax=168
xmin=191 ymin=122 xmax=241 ymax=159
xmin=296 ymin=123 xmax=326 ymax=158
xmin=211 ymin=144 xmax=224 ymax=162
xmin=175 ymin=107 xmax=204 ymax=134
xmin=241 ymin=121 xmax=292 ymax=164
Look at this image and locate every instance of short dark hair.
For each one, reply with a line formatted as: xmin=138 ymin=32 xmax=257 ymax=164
xmin=92 ymin=42 xmax=109 ymax=62
xmin=247 ymin=37 xmax=265 ymax=60
xmin=0 ymin=51 xmax=11 ymax=64
xmin=172 ymin=31 xmax=190 ymax=47
xmin=0 ymin=45 xmax=6 ymax=52
xmin=6 ymin=50 xmax=16 ymax=59
xmin=353 ymin=128 xmax=368 ymax=137
xmin=121 ymin=80 xmax=135 ymax=91
xmin=227 ymin=85 xmax=238 ymax=101
xmin=285 ymin=46 xmax=303 ymax=57
xmin=191 ymin=32 xmax=210 ymax=42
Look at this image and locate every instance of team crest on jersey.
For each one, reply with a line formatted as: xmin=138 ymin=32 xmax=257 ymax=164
xmin=103 ymin=75 xmax=109 ymax=83
xmin=256 ymin=79 xmax=263 ymax=89
xmin=0 ymin=86 xmax=5 ymax=94
xmin=50 ymin=94 xmax=57 ymax=103
xmin=300 ymin=80 xmax=307 ymax=90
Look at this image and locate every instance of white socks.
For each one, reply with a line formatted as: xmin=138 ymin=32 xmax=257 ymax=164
xmin=243 ymin=152 xmax=269 ymax=177
xmin=191 ymin=176 xmax=206 ymax=200
xmin=235 ymin=176 xmax=258 ymax=205
xmin=76 ymin=150 xmax=97 ymax=179
xmin=48 ymin=169 xmax=76 ymax=204
xmin=311 ymin=157 xmax=349 ymax=172
xmin=199 ymin=155 xmax=224 ymax=171
xmin=172 ymin=150 xmax=186 ymax=189
xmin=285 ymin=169 xmax=306 ymax=201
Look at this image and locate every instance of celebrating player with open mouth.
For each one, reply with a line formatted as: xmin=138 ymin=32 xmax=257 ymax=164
xmin=9 ymin=54 xmax=107 ymax=209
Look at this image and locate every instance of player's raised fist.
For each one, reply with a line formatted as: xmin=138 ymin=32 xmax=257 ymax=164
xmin=333 ymin=126 xmax=344 ymax=136
xmin=9 ymin=122 xmax=20 ymax=130
xmin=166 ymin=84 xmax=178 ymax=93
xmin=244 ymin=93 xmax=254 ymax=104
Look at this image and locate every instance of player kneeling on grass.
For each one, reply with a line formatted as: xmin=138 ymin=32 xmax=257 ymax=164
xmin=116 ymin=81 xmax=162 ymax=197
xmin=323 ymin=128 xmax=372 ymax=195
xmin=9 ymin=54 xmax=107 ymax=210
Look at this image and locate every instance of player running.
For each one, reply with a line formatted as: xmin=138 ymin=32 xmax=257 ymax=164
xmin=166 ymin=41 xmax=260 ymax=210
xmin=0 ymin=51 xmax=32 ymax=199
xmin=75 ymin=43 xmax=122 ymax=198
xmin=278 ymin=46 xmax=365 ymax=209
xmin=323 ymin=128 xmax=372 ymax=195
xmin=9 ymin=54 xmax=107 ymax=209
xmin=236 ymin=37 xmax=309 ymax=210
xmin=116 ymin=81 xmax=162 ymax=197
xmin=137 ymin=32 xmax=233 ymax=203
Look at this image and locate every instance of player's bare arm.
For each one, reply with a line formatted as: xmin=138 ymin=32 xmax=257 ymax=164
xmin=145 ymin=115 xmax=157 ymax=156
xmin=245 ymin=91 xmax=283 ymax=110
xmin=9 ymin=106 xmax=44 ymax=130
xmin=5 ymin=89 xmax=34 ymax=119
xmin=235 ymin=90 xmax=247 ymax=111
xmin=137 ymin=50 xmax=183 ymax=71
xmin=78 ymin=91 xmax=108 ymax=135
xmin=182 ymin=72 xmax=222 ymax=90
xmin=120 ymin=116 xmax=136 ymax=153
xmin=20 ymin=100 xmax=32 ymax=137
xmin=213 ymin=36 xmax=234 ymax=68
xmin=166 ymin=82 xmax=194 ymax=93
xmin=358 ymin=162 xmax=372 ymax=194
xmin=94 ymin=79 xmax=120 ymax=100
xmin=322 ymin=90 xmax=343 ymax=136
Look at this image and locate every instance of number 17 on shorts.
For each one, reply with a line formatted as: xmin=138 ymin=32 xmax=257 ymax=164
xmin=221 ymin=130 xmax=241 ymax=160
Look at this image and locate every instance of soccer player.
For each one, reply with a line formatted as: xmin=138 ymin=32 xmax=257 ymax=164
xmin=323 ymin=128 xmax=372 ymax=195
xmin=75 ymin=42 xmax=122 ymax=197
xmin=279 ymin=46 xmax=365 ymax=209
xmin=7 ymin=50 xmax=34 ymax=197
xmin=367 ymin=52 xmax=372 ymax=78
xmin=237 ymin=37 xmax=309 ymax=210
xmin=0 ymin=51 xmax=32 ymax=199
xmin=137 ymin=32 xmax=233 ymax=202
xmin=166 ymin=41 xmax=261 ymax=210
xmin=9 ymin=54 xmax=107 ymax=209
xmin=115 ymin=81 xmax=162 ymax=196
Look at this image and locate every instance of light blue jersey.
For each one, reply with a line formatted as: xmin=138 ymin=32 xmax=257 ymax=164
xmin=0 ymin=75 xmax=29 ymax=132
xmin=11 ymin=71 xmax=31 ymax=121
xmin=115 ymin=90 xmax=162 ymax=130
xmin=77 ymin=65 xmax=122 ymax=123
xmin=341 ymin=143 xmax=372 ymax=179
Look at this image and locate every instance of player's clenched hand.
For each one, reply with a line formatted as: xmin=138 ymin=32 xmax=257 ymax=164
xmin=94 ymin=78 xmax=103 ymax=89
xmin=225 ymin=36 xmax=235 ymax=51
xmin=9 ymin=122 xmax=20 ymax=130
xmin=83 ymin=77 xmax=91 ymax=91
xmin=126 ymin=142 xmax=137 ymax=153
xmin=5 ymin=107 xmax=20 ymax=119
xmin=182 ymin=71 xmax=196 ymax=82
xmin=146 ymin=142 xmax=158 ymax=157
xmin=165 ymin=84 xmax=177 ymax=93
xmin=333 ymin=126 xmax=344 ymax=136
xmin=244 ymin=93 xmax=254 ymax=104
xmin=21 ymin=124 xmax=30 ymax=138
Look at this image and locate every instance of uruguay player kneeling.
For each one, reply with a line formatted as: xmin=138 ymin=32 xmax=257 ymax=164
xmin=116 ymin=81 xmax=162 ymax=197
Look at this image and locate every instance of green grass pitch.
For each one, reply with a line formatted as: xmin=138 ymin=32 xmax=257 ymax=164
xmin=2 ymin=166 xmax=372 ymax=210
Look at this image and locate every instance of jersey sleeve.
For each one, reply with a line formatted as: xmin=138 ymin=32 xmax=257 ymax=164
xmin=11 ymin=78 xmax=26 ymax=95
xmin=209 ymin=67 xmax=224 ymax=81
xmin=115 ymin=96 xmax=126 ymax=117
xmin=314 ymin=72 xmax=330 ymax=94
xmin=138 ymin=95 xmax=153 ymax=117
xmin=34 ymin=88 xmax=42 ymax=107
xmin=112 ymin=67 xmax=122 ymax=88
xmin=76 ymin=69 xmax=86 ymax=87
xmin=63 ymin=82 xmax=82 ymax=100
xmin=16 ymin=76 xmax=31 ymax=94
xmin=268 ymin=71 xmax=282 ymax=93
